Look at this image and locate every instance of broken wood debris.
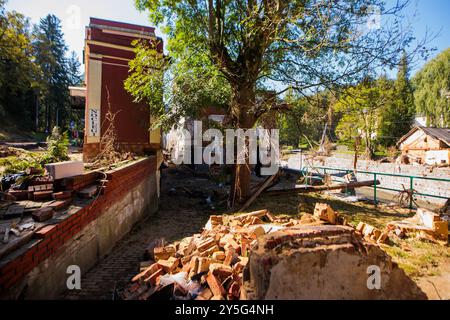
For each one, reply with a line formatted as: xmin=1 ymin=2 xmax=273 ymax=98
xmin=238 ymin=172 xmax=279 ymax=212
xmin=355 ymin=222 xmax=389 ymax=244
xmin=387 ymin=208 xmax=448 ymax=244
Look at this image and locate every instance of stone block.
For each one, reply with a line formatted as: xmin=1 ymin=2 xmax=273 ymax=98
xmin=45 ymin=161 xmax=84 ymax=180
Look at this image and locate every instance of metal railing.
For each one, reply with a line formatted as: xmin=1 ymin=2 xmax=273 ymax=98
xmin=301 ymin=166 xmax=450 ymax=209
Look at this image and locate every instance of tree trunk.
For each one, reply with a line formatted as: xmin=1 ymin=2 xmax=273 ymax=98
xmin=229 ymin=84 xmax=256 ymax=207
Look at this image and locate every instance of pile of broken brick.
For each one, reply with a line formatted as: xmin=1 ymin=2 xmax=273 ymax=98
xmin=121 ymin=203 xmax=391 ymax=300
xmin=0 ymin=161 xmax=99 ymax=245
xmin=122 ymin=202 xmax=449 ymax=300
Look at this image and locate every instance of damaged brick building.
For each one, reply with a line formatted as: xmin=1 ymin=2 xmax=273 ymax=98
xmin=80 ymin=18 xmax=163 ymax=161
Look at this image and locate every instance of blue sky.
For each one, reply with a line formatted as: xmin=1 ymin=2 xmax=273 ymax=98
xmin=6 ymin=0 xmax=450 ymax=75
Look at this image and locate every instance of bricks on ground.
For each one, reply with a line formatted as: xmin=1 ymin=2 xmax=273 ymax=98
xmin=0 ymin=157 xmax=158 ymax=294
xmin=121 ymin=206 xmax=352 ymax=301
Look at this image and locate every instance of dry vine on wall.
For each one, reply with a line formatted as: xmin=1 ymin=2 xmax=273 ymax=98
xmin=92 ymin=88 xmax=122 ymax=168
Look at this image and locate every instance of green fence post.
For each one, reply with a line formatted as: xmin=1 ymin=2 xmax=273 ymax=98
xmin=409 ymin=177 xmax=414 ymax=210
xmin=345 ymin=170 xmax=349 ymax=194
xmin=373 ymin=173 xmax=377 ymax=205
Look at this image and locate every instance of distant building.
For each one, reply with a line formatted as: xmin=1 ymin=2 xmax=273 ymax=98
xmin=78 ymin=18 xmax=163 ymax=161
xmin=413 ymin=115 xmax=427 ymax=127
xmin=397 ymin=126 xmax=450 ymax=165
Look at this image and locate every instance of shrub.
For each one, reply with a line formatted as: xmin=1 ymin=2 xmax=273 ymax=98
xmin=44 ymin=126 xmax=70 ymax=163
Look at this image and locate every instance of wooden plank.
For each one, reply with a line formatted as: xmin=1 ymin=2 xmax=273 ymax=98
xmin=238 ymin=171 xmax=279 ymax=212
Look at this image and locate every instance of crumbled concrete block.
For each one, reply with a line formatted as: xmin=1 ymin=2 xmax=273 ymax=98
xmin=416 ymin=208 xmax=441 ymax=229
xmin=45 ymin=161 xmax=84 ymax=180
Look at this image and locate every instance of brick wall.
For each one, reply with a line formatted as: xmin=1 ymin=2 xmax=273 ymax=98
xmin=0 ymin=156 xmax=160 ymax=299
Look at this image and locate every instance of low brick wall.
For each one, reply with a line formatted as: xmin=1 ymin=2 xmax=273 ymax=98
xmin=83 ymin=142 xmax=159 ymax=162
xmin=0 ymin=157 xmax=160 ymax=299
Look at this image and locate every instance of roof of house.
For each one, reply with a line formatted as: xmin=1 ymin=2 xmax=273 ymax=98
xmin=397 ymin=126 xmax=450 ymax=147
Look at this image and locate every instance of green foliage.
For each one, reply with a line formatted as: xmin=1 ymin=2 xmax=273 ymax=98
xmin=334 ymin=54 xmax=415 ymax=156
xmin=413 ymin=48 xmax=450 ymax=127
xmin=0 ymin=155 xmax=42 ymax=175
xmin=132 ymin=0 xmax=418 ymax=130
xmin=0 ymin=1 xmax=40 ymax=128
xmin=334 ymin=78 xmax=389 ymax=158
xmin=279 ymin=89 xmax=330 ymax=148
xmin=0 ymin=2 xmax=82 ymax=133
xmin=125 ymin=40 xmax=231 ymax=130
xmin=44 ymin=126 xmax=70 ymax=162
xmin=0 ymin=127 xmax=70 ymax=176
xmin=32 ymin=14 xmax=71 ymax=131
xmin=67 ymin=50 xmax=83 ymax=86
xmin=377 ymin=53 xmax=414 ymax=146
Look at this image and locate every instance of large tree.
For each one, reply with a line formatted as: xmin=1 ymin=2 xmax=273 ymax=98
xmin=129 ymin=0 xmax=429 ymax=205
xmin=413 ymin=48 xmax=450 ymax=127
xmin=32 ymin=14 xmax=71 ymax=132
xmin=378 ymin=52 xmax=414 ymax=146
xmin=0 ymin=0 xmax=39 ymax=129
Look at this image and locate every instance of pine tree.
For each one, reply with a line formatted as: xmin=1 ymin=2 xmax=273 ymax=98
xmin=378 ymin=53 xmax=414 ymax=146
xmin=67 ymin=51 xmax=83 ymax=86
xmin=32 ymin=14 xmax=70 ymax=131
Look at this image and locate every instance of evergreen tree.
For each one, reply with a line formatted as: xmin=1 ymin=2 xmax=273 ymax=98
xmin=32 ymin=14 xmax=70 ymax=131
xmin=378 ymin=53 xmax=414 ymax=146
xmin=67 ymin=51 xmax=83 ymax=86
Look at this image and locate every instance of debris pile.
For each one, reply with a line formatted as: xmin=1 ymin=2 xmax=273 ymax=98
xmin=121 ymin=205 xmax=351 ymax=300
xmin=0 ymin=160 xmax=102 ymax=248
xmin=387 ymin=208 xmax=448 ymax=244
xmin=121 ymin=210 xmax=266 ymax=300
